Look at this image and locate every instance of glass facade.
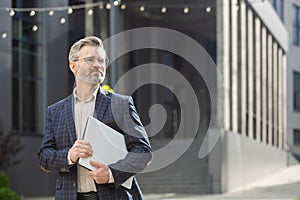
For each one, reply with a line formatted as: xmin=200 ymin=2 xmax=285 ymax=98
xmin=12 ymin=0 xmax=44 ymax=134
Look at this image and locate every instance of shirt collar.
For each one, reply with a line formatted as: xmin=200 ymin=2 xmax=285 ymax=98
xmin=73 ymin=85 xmax=99 ymax=103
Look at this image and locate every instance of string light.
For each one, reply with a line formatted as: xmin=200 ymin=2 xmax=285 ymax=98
xmin=1 ymin=1 xmax=270 ymax=39
xmin=0 ymin=1 xmax=227 ymax=36
xmin=60 ymin=17 xmax=66 ymax=24
xmin=0 ymin=1 xmax=219 ymax=18
xmin=120 ymin=4 xmax=126 ymax=10
xmin=1 ymin=32 xmax=7 ymax=39
xmin=32 ymin=25 xmax=38 ymax=32
xmin=88 ymin=9 xmax=93 ymax=15
xmin=139 ymin=5 xmax=145 ymax=12
xmin=29 ymin=10 xmax=35 ymax=17
xmin=205 ymin=6 xmax=212 ymax=13
xmin=183 ymin=7 xmax=189 ymax=14
xmin=161 ymin=6 xmax=167 ymax=14
xmin=106 ymin=3 xmax=111 ymax=10
xmin=9 ymin=9 xmax=15 ymax=16
xmin=0 ymin=0 xmax=236 ymax=16
xmin=48 ymin=10 xmax=54 ymax=16
xmin=99 ymin=2 xmax=104 ymax=9
xmin=67 ymin=7 xmax=73 ymax=14
xmin=113 ymin=0 xmax=120 ymax=6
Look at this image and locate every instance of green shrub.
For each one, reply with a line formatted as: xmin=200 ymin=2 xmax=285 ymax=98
xmin=0 ymin=187 xmax=20 ymax=200
xmin=0 ymin=172 xmax=9 ymax=188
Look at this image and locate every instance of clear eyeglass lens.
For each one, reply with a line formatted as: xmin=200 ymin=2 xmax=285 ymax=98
xmin=84 ymin=57 xmax=105 ymax=65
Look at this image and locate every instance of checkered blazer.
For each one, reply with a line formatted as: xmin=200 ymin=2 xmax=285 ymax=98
xmin=38 ymin=89 xmax=152 ymax=200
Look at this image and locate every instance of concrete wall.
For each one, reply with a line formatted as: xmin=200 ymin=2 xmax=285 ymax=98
xmin=284 ymin=0 xmax=300 ymax=157
xmin=209 ymin=131 xmax=287 ymax=193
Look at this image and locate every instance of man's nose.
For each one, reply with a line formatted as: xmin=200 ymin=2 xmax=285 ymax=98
xmin=94 ymin=60 xmax=105 ymax=68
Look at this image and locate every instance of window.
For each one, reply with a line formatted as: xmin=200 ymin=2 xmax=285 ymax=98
xmin=294 ymin=71 xmax=300 ymax=111
xmin=293 ymin=5 xmax=300 ymax=45
xmin=294 ymin=129 xmax=300 ymax=146
xmin=12 ymin=0 xmax=44 ymax=134
xmin=271 ymin=0 xmax=284 ymax=21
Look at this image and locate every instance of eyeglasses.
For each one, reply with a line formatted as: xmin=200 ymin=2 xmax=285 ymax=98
xmin=74 ymin=57 xmax=106 ymax=66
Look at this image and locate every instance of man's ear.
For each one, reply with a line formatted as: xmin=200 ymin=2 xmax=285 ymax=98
xmin=69 ymin=61 xmax=77 ymax=74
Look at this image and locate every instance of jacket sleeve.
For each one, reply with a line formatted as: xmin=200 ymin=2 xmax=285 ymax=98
xmin=108 ymin=96 xmax=152 ymax=189
xmin=37 ymin=107 xmax=71 ymax=173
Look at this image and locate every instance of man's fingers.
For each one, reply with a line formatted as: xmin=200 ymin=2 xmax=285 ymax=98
xmin=76 ymin=140 xmax=91 ymax=145
xmin=89 ymin=160 xmax=105 ymax=168
xmin=69 ymin=140 xmax=93 ymax=162
xmin=74 ymin=140 xmax=92 ymax=149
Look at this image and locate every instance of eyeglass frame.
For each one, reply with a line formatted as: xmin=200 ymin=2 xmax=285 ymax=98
xmin=73 ymin=56 xmax=109 ymax=66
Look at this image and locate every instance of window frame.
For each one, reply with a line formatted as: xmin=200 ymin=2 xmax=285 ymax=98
xmin=294 ymin=129 xmax=300 ymax=146
xmin=294 ymin=71 xmax=300 ymax=111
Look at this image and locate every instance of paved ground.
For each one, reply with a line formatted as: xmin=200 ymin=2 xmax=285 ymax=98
xmin=25 ymin=164 xmax=300 ymax=200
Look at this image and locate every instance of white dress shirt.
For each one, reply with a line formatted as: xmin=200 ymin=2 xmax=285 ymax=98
xmin=67 ymin=86 xmax=113 ymax=193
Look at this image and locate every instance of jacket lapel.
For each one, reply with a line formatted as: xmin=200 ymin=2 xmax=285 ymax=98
xmin=64 ymin=95 xmax=77 ymax=143
xmin=94 ymin=89 xmax=110 ymax=121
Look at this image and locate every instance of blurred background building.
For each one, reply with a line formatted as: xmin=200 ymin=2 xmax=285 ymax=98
xmin=0 ymin=0 xmax=299 ymax=197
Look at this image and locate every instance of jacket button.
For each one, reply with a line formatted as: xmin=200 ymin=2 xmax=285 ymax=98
xmin=73 ymin=182 xmax=76 ymax=188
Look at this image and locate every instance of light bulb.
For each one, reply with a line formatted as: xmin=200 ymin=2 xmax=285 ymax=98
xmin=88 ymin=9 xmax=93 ymax=15
xmin=29 ymin=10 xmax=36 ymax=17
xmin=99 ymin=2 xmax=104 ymax=9
xmin=161 ymin=6 xmax=167 ymax=14
xmin=48 ymin=10 xmax=54 ymax=16
xmin=113 ymin=0 xmax=119 ymax=6
xmin=183 ymin=7 xmax=189 ymax=14
xmin=9 ymin=10 xmax=15 ymax=16
xmin=1 ymin=32 xmax=7 ymax=39
xmin=32 ymin=25 xmax=38 ymax=32
xmin=120 ymin=4 xmax=126 ymax=10
xmin=106 ymin=3 xmax=111 ymax=10
xmin=205 ymin=6 xmax=212 ymax=13
xmin=60 ymin=17 xmax=66 ymax=24
xmin=68 ymin=8 xmax=73 ymax=14
xmin=139 ymin=5 xmax=145 ymax=12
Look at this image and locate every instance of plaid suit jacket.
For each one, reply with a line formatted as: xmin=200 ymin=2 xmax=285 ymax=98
xmin=38 ymin=89 xmax=152 ymax=200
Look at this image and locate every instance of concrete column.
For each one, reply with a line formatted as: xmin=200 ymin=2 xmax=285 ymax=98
xmin=240 ymin=0 xmax=247 ymax=137
xmin=255 ymin=17 xmax=262 ymax=142
xmin=222 ymin=0 xmax=231 ymax=131
xmin=278 ymin=48 xmax=283 ymax=149
xmin=261 ymin=27 xmax=268 ymax=144
xmin=283 ymin=54 xmax=287 ymax=149
xmin=248 ymin=8 xmax=254 ymax=139
xmin=268 ymin=34 xmax=273 ymax=146
xmin=231 ymin=0 xmax=239 ymax=133
xmin=273 ymin=42 xmax=278 ymax=147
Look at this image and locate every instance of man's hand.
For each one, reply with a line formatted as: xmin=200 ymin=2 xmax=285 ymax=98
xmin=87 ymin=160 xmax=110 ymax=184
xmin=69 ymin=140 xmax=93 ymax=163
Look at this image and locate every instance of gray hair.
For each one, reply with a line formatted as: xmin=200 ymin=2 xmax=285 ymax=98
xmin=68 ymin=36 xmax=104 ymax=62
